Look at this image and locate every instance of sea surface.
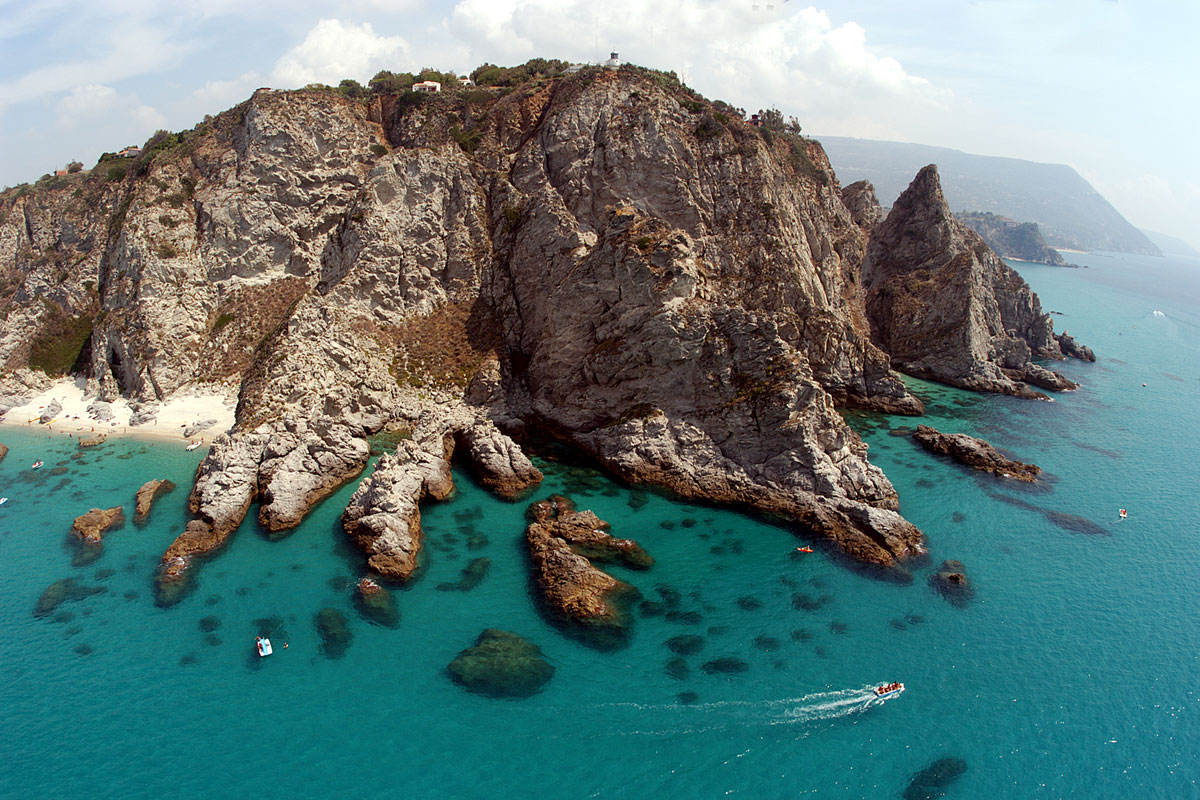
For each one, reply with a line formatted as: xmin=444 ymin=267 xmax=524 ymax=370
xmin=1 ymin=250 xmax=1198 ymax=798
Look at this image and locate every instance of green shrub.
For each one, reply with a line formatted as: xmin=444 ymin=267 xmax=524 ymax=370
xmin=156 ymin=242 xmax=179 ymax=259
xmin=369 ymin=143 xmax=388 ymax=157
xmin=28 ymin=300 xmax=95 ymax=376
xmin=158 ymin=214 xmax=180 ymax=228
xmin=106 ymin=165 xmax=127 ymax=182
xmin=164 ymin=193 xmax=186 ymax=209
xmin=635 ymin=236 xmax=653 ymax=250
xmin=449 ymin=122 xmax=482 ymax=154
xmin=502 ymin=204 xmax=523 ymax=232
xmin=213 ymin=312 xmax=235 ymax=332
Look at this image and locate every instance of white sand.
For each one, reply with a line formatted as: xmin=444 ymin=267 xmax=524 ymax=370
xmin=0 ymin=377 xmax=237 ymax=444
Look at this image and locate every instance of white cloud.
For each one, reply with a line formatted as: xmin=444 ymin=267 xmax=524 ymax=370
xmin=56 ymin=84 xmax=119 ymax=123
xmin=270 ymin=19 xmax=412 ymax=88
xmin=55 ymin=83 xmax=165 ymax=130
xmin=192 ymin=71 xmax=262 ymax=109
xmin=438 ymin=0 xmax=948 ymax=129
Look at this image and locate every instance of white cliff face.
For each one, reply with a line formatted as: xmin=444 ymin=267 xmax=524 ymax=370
xmin=2 ymin=70 xmax=1091 ymax=599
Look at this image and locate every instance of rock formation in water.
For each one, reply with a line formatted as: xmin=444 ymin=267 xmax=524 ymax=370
xmin=912 ymin=425 xmax=1041 ymax=482
xmin=862 ymin=165 xmax=1085 ymax=397
xmin=71 ymin=506 xmax=125 ymax=543
xmin=0 ymin=65 xmax=1095 ymax=598
xmin=525 ymin=499 xmax=638 ymax=648
xmin=529 ymin=495 xmax=653 ymax=569
xmin=929 ymin=559 xmax=974 ymax=608
xmin=133 ymin=479 xmax=175 ymax=525
xmin=447 ymin=629 xmax=555 ymax=698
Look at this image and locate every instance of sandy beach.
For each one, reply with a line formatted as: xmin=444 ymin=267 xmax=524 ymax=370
xmin=0 ymin=377 xmax=236 ymax=444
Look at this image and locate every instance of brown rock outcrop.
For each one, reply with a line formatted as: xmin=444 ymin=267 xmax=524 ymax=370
xmin=526 ymin=513 xmax=636 ymax=649
xmin=78 ymin=435 xmax=106 ymax=447
xmin=133 ymin=479 xmax=176 ymax=525
xmin=71 ymin=507 xmax=125 ymax=543
xmin=529 ymin=495 xmax=653 ymax=570
xmin=1056 ymin=330 xmax=1096 ymax=362
xmin=913 ymin=424 xmax=1040 ymax=482
xmin=862 ymin=165 xmax=1082 ymax=397
xmin=0 ymin=443 xmax=7 ymax=463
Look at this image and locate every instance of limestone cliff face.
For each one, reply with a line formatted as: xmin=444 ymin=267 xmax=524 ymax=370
xmin=0 ymin=68 xmax=1092 ymax=598
xmin=862 ymin=165 xmax=1081 ymax=397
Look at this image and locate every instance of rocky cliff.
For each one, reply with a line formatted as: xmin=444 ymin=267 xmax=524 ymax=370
xmin=0 ymin=66 xmax=1091 ymax=598
xmin=956 ymin=211 xmax=1072 ymax=267
xmin=861 ymin=165 xmax=1084 ymax=397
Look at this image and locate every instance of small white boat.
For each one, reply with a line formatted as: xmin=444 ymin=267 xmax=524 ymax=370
xmin=873 ymin=681 xmax=904 ymax=699
xmin=186 ymin=440 xmax=202 ymax=451
xmin=31 ymin=461 xmax=43 ymax=470
xmin=0 ymin=498 xmax=8 ymax=506
xmin=256 ymin=637 xmax=273 ymax=657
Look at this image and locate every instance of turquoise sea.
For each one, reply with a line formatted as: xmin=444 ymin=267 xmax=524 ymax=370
xmin=2 ymin=250 xmax=1198 ymax=798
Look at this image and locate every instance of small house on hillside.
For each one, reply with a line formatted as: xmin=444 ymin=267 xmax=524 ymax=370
xmin=54 ymin=169 xmax=69 ymax=177
xmin=458 ymin=76 xmax=474 ymax=86
xmin=118 ymin=146 xmax=140 ymax=158
xmin=604 ymin=51 xmax=621 ymax=69
xmin=413 ymin=81 xmax=442 ymax=93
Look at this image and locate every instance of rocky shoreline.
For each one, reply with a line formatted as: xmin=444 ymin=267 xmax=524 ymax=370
xmin=0 ymin=66 xmax=1093 ymax=600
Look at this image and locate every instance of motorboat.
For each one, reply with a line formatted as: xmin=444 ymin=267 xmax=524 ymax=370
xmin=256 ymin=637 xmax=273 ymax=657
xmin=31 ymin=461 xmax=43 ymax=470
xmin=794 ymin=546 xmax=813 ymax=553
xmin=186 ymin=440 xmax=202 ymax=451
xmin=0 ymin=498 xmax=8 ymax=506
xmin=873 ymin=681 xmax=904 ymax=698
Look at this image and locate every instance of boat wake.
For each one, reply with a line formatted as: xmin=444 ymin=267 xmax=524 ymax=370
xmin=585 ymin=685 xmax=898 ymax=738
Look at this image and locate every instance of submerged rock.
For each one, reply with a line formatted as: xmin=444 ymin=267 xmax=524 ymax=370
xmin=436 ymin=558 xmax=490 ymax=592
xmin=902 ymin=756 xmax=968 ymax=800
xmin=0 ymin=442 xmax=8 ymax=462
xmin=78 ymin=435 xmax=106 ymax=447
xmin=316 ymin=608 xmax=353 ymax=659
xmin=913 ymin=425 xmax=1041 ymax=482
xmin=929 ymin=560 xmax=975 ymax=608
xmin=446 ymin=629 xmax=554 ymax=699
xmin=133 ymin=479 xmax=176 ymax=525
xmin=352 ymin=577 xmax=400 ymax=628
xmin=33 ymin=578 xmax=105 ymax=618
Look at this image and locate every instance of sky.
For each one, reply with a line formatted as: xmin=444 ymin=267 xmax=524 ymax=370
xmin=0 ymin=0 xmax=1195 ymax=247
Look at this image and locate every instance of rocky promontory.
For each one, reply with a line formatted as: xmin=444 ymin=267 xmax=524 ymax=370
xmin=862 ymin=166 xmax=1088 ymax=398
xmin=913 ymin=425 xmax=1041 ymax=482
xmin=0 ymin=63 xmax=1097 ymax=594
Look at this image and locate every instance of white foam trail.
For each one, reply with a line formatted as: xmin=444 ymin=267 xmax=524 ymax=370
xmin=581 ymin=684 xmax=897 ymax=737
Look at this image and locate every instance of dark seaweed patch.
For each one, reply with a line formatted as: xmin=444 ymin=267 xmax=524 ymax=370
xmin=736 ymin=596 xmax=762 ymax=611
xmin=666 ymin=634 xmax=704 ymax=655
xmin=701 ymin=657 xmax=748 ymax=674
xmin=665 ymin=657 xmax=690 ymax=680
xmin=753 ymin=635 xmax=780 ymax=651
xmin=902 ymin=756 xmax=967 ymax=800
